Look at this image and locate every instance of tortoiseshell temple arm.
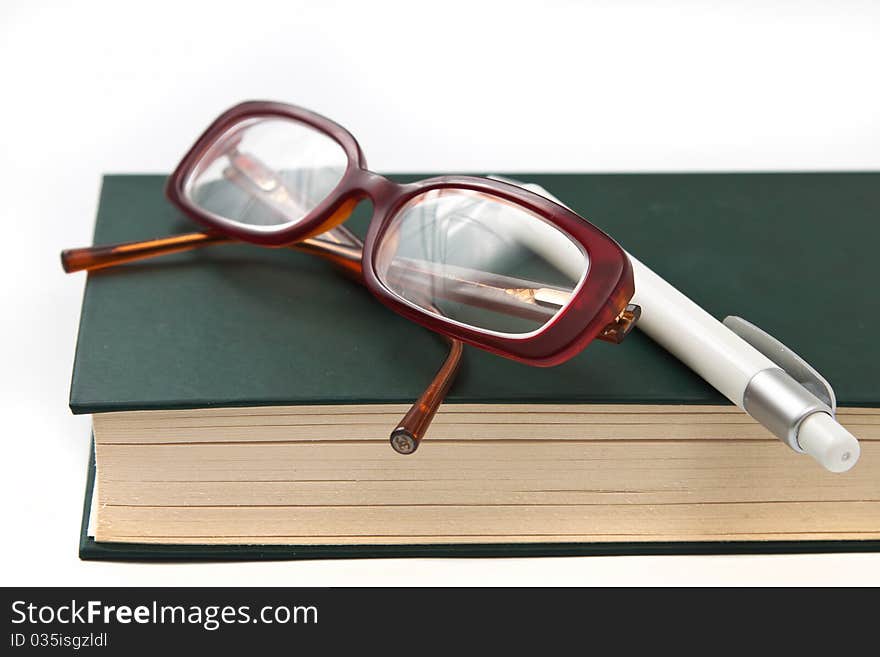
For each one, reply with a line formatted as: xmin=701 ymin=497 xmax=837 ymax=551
xmin=60 ymin=229 xmax=463 ymax=455
xmin=389 ymin=301 xmax=464 ymax=455
xmin=60 ymin=227 xmax=363 ymax=275
xmin=60 ymin=232 xmax=234 ymax=273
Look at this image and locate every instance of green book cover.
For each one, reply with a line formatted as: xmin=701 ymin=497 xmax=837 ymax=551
xmin=70 ymin=173 xmax=880 ymax=415
xmin=73 ymin=173 xmax=880 ymax=559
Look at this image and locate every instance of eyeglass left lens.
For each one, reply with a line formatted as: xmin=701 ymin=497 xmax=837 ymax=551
xmin=183 ymin=116 xmax=349 ymax=229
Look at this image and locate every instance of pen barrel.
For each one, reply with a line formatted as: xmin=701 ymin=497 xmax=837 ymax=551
xmin=627 ymin=254 xmax=775 ymax=409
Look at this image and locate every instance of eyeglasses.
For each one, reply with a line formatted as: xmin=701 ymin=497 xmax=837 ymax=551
xmin=62 ymin=101 xmax=640 ymax=453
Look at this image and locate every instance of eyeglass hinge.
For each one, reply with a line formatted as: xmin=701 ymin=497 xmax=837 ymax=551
xmin=597 ymin=304 xmax=641 ymax=344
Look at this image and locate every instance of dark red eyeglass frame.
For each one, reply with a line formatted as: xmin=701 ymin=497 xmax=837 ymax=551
xmin=166 ymin=101 xmax=635 ymax=367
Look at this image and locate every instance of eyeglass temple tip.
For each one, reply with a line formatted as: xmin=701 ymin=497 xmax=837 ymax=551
xmin=390 ymin=429 xmax=419 ymax=455
xmin=60 ymin=249 xmax=76 ymax=273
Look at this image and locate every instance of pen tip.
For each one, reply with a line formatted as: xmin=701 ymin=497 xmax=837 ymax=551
xmin=798 ymin=412 xmax=860 ymax=473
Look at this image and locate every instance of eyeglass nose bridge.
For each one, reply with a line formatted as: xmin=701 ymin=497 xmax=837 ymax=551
xmin=351 ymin=169 xmax=408 ymax=200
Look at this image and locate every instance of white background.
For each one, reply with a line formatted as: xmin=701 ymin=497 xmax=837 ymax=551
xmin=2 ymin=0 xmax=878 ymax=586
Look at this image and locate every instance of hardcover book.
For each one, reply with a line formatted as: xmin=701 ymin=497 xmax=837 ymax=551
xmin=72 ymin=173 xmax=880 ymax=559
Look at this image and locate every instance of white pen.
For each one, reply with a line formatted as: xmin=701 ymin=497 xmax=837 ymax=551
xmin=493 ymin=177 xmax=860 ymax=473
xmin=629 ymin=254 xmax=859 ymax=473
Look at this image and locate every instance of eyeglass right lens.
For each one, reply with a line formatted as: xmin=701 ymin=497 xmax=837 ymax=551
xmin=183 ymin=116 xmax=349 ymax=230
xmin=374 ymin=188 xmax=589 ymax=336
